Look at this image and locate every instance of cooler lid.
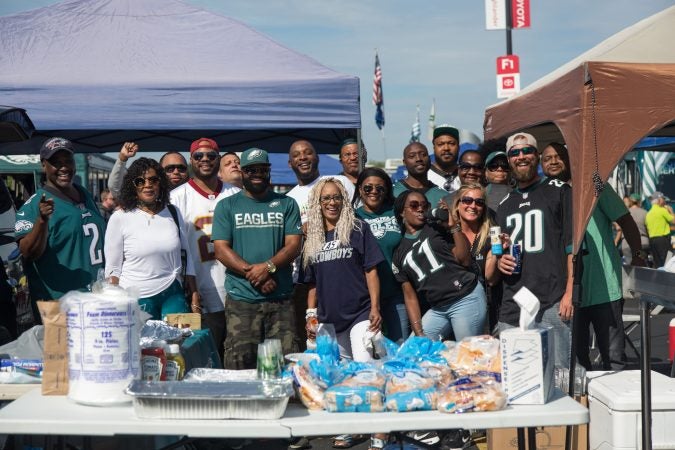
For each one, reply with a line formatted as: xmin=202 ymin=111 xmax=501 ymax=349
xmin=587 ymin=370 xmax=675 ymax=411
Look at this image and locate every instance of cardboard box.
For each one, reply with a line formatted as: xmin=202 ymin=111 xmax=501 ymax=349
xmin=500 ymin=327 xmax=554 ymax=404
xmin=487 ymin=396 xmax=588 ymax=450
xmin=164 ymin=313 xmax=201 ymax=330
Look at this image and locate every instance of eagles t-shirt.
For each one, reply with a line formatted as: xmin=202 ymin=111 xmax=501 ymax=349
xmin=496 ymin=177 xmax=572 ymax=326
xmin=301 ymin=220 xmax=384 ymax=333
xmin=211 ymin=191 xmax=302 ymax=303
xmin=392 ymin=224 xmax=477 ymax=307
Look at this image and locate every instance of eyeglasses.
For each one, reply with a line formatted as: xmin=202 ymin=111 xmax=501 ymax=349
xmin=192 ymin=152 xmax=219 ymax=161
xmin=242 ymin=166 xmax=270 ymax=175
xmin=133 ymin=176 xmax=161 ymax=188
xmin=405 ymin=200 xmax=429 ymax=211
xmin=458 ymin=162 xmax=484 ymax=172
xmin=164 ymin=164 xmax=187 ymax=173
xmin=507 ymin=146 xmax=537 ymax=158
xmin=460 ymin=196 xmax=486 ymax=207
xmin=320 ymin=195 xmax=343 ymax=204
xmin=487 ymin=162 xmax=510 ymax=171
xmin=362 ymin=184 xmax=386 ymax=194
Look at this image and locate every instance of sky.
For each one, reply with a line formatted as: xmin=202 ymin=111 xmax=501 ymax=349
xmin=0 ymin=0 xmax=672 ymax=162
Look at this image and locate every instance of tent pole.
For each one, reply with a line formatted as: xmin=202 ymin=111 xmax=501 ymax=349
xmin=357 ymin=129 xmax=363 ymax=170
xmin=565 ymin=251 xmax=584 ymax=450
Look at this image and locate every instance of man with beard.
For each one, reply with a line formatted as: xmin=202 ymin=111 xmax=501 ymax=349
xmin=392 ymin=142 xmax=447 ymax=206
xmin=212 ymin=148 xmax=302 ymax=369
xmin=218 ymin=151 xmax=243 ymax=188
xmin=428 ymin=124 xmax=461 ymax=193
xmin=170 ymin=138 xmax=240 ymax=361
xmin=107 ymin=142 xmax=189 ymax=197
xmin=338 ymin=138 xmax=365 ymax=185
xmin=496 ymin=132 xmax=574 ymax=369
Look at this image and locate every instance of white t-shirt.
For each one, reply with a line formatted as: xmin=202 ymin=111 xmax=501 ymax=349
xmin=170 ymin=179 xmax=240 ymax=313
xmin=104 ymin=207 xmax=195 ymax=298
xmin=427 ymin=167 xmax=460 ymax=193
xmin=286 ymin=175 xmax=355 ymax=224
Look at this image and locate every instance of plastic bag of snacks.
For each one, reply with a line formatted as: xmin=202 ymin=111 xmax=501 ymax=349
xmin=291 ymin=363 xmax=325 ymax=410
xmin=324 ymin=369 xmax=386 ymax=412
xmin=442 ymin=335 xmax=501 ymax=377
xmin=436 ymin=377 xmax=506 ymax=413
xmin=384 ymin=369 xmax=437 ymax=412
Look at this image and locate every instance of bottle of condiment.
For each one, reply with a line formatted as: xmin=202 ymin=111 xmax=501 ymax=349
xmin=164 ymin=344 xmax=186 ymax=381
xmin=141 ymin=342 xmax=167 ymax=381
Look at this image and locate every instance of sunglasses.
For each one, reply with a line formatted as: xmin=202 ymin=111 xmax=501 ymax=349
xmin=487 ymin=162 xmax=510 ymax=171
xmin=460 ymin=196 xmax=486 ymax=207
xmin=458 ymin=162 xmax=484 ymax=172
xmin=242 ymin=166 xmax=270 ymax=175
xmin=405 ymin=200 xmax=429 ymax=211
xmin=192 ymin=152 xmax=219 ymax=161
xmin=320 ymin=195 xmax=343 ymax=204
xmin=133 ymin=176 xmax=161 ymax=188
xmin=507 ymin=146 xmax=537 ymax=158
xmin=164 ymin=164 xmax=187 ymax=173
xmin=362 ymin=184 xmax=386 ymax=194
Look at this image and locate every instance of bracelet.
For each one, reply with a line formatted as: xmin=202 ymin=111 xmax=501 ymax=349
xmin=411 ymin=319 xmax=421 ymax=326
xmin=449 ymin=224 xmax=462 ymax=234
xmin=305 ymin=308 xmax=318 ymax=320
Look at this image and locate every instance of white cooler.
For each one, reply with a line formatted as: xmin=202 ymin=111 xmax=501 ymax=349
xmin=588 ymin=370 xmax=675 ymax=450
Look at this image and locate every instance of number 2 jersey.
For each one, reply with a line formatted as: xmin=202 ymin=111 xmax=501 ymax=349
xmin=14 ymin=186 xmax=106 ymax=301
xmin=496 ymin=177 xmax=572 ymax=326
xmin=170 ymin=180 xmax=240 ymax=313
xmin=392 ymin=224 xmax=477 ymax=307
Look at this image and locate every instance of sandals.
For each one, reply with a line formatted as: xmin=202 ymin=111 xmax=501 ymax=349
xmin=368 ymin=436 xmax=386 ymax=450
xmin=332 ymin=434 xmax=355 ymax=448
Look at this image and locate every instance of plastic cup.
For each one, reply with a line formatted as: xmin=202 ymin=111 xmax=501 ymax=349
xmin=257 ymin=342 xmax=280 ymax=380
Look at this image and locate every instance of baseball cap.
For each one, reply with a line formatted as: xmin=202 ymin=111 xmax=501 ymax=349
xmin=506 ymin=132 xmax=537 ymax=151
xmin=433 ymin=124 xmax=460 ymax=142
xmin=485 ymin=151 xmax=508 ymax=166
xmin=629 ymin=193 xmax=641 ymax=202
xmin=40 ymin=137 xmax=74 ymax=160
xmin=189 ymin=137 xmax=219 ymax=154
xmin=651 ymin=191 xmax=666 ymax=201
xmin=240 ymin=148 xmax=270 ymax=168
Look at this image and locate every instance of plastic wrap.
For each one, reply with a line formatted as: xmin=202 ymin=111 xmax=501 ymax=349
xmin=385 ymin=369 xmax=437 ymax=412
xmin=436 ymin=377 xmax=506 ymax=413
xmin=324 ymin=369 xmax=386 ymax=412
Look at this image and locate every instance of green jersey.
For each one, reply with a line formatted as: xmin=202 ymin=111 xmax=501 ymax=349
xmin=15 ymin=186 xmax=106 ymax=301
xmin=212 ymin=191 xmax=302 ymax=303
xmin=392 ymin=180 xmax=447 ymax=207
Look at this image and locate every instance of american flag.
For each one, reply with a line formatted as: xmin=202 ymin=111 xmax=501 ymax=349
xmin=410 ymin=105 xmax=421 ymax=143
xmin=373 ymin=53 xmax=385 ymax=130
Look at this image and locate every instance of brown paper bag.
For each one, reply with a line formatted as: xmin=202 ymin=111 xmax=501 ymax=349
xmin=37 ymin=300 xmax=68 ymax=395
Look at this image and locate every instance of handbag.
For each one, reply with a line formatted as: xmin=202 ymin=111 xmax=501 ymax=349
xmin=167 ymin=204 xmax=190 ymax=301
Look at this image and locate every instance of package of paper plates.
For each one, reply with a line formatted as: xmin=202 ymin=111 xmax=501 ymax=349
xmin=61 ymin=286 xmax=143 ymax=405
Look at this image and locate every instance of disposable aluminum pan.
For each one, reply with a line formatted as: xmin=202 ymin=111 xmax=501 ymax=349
xmin=125 ymin=379 xmax=293 ymax=420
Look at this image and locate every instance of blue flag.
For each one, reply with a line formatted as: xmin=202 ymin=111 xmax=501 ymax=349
xmin=373 ymin=53 xmax=385 ymax=129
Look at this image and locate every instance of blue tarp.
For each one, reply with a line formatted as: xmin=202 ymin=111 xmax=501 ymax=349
xmin=0 ymin=0 xmax=360 ymax=155
xmin=269 ymin=154 xmax=343 ymax=186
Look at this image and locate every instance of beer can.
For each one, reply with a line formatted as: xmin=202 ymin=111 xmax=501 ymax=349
xmin=510 ymin=243 xmax=522 ymax=274
xmin=489 ymin=226 xmax=502 ymax=256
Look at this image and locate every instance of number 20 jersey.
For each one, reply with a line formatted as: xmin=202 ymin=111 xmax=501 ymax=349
xmin=496 ymin=177 xmax=572 ymax=326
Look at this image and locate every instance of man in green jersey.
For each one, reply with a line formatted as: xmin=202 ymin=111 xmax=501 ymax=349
xmin=15 ymin=137 xmax=106 ymax=322
xmin=213 ymin=148 xmax=302 ymax=369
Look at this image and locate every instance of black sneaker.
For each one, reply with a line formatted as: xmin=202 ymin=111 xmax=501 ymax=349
xmin=440 ymin=429 xmax=472 ymax=450
xmin=407 ymin=430 xmax=441 ymax=446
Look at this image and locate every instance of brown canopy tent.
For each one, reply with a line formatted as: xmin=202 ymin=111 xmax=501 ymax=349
xmin=484 ymin=5 xmax=675 ymax=253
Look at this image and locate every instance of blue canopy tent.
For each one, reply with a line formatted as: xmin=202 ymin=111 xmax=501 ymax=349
xmin=268 ymin=153 xmax=344 ymax=186
xmin=0 ymin=0 xmax=360 ymax=155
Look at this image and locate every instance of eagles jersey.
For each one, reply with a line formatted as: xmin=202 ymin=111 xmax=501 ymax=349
xmin=15 ymin=186 xmax=106 ymax=301
xmin=496 ymin=177 xmax=572 ymax=326
xmin=392 ymin=224 xmax=477 ymax=307
xmin=170 ymin=179 xmax=240 ymax=313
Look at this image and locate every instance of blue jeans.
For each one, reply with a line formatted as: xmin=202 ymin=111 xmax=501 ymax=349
xmin=498 ymin=302 xmax=572 ymax=369
xmin=421 ymin=283 xmax=486 ymax=341
xmin=380 ymin=294 xmax=409 ymax=343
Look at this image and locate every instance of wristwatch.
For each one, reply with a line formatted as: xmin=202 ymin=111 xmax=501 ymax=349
xmin=265 ymin=260 xmax=277 ymax=274
xmin=632 ymin=250 xmax=648 ymax=260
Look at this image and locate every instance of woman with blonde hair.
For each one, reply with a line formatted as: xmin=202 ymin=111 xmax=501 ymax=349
xmin=301 ymin=178 xmax=383 ymax=362
xmin=450 ymin=183 xmax=502 ymax=332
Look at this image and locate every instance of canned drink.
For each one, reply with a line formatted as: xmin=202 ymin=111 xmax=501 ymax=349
xmin=489 ymin=226 xmax=502 ymax=256
xmin=510 ymin=243 xmax=522 ymax=274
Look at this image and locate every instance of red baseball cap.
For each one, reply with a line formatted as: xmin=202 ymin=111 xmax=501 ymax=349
xmin=190 ymin=137 xmax=219 ymax=154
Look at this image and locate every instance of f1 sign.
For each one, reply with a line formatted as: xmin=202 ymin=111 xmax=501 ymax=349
xmin=496 ymin=55 xmax=520 ymax=98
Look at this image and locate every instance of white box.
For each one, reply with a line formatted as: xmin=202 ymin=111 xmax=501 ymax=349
xmin=588 ymin=370 xmax=675 ymax=450
xmin=500 ymin=327 xmax=554 ymax=404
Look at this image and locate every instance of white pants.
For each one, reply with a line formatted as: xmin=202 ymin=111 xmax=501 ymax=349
xmin=336 ymin=320 xmax=373 ymax=362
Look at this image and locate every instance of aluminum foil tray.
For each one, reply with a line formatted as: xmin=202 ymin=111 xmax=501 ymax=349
xmin=125 ymin=380 xmax=292 ymax=420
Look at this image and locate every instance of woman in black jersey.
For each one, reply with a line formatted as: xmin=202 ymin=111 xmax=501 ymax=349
xmin=392 ymin=190 xmax=486 ymax=340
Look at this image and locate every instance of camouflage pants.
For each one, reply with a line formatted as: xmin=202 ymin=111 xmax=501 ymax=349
xmin=223 ymin=296 xmax=298 ymax=370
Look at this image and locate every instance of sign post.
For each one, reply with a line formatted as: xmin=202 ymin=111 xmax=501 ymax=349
xmin=496 ymin=55 xmax=520 ymax=99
